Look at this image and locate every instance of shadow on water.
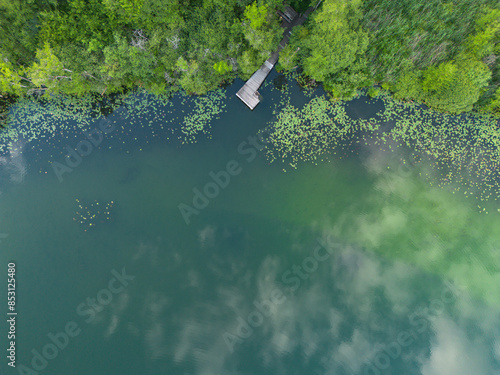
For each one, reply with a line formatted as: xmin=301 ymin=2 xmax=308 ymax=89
xmin=344 ymin=94 xmax=385 ymax=121
xmin=118 ymin=165 xmax=141 ymax=185
xmin=273 ymin=74 xmax=288 ymax=91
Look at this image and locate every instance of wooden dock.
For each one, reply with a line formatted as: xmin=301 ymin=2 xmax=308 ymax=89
xmin=236 ymin=6 xmax=311 ymax=110
xmin=236 ymin=52 xmax=279 ymax=110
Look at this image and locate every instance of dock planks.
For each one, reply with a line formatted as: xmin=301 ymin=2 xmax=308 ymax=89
xmin=236 ymin=51 xmax=279 ymax=110
xmin=236 ymin=6 xmax=313 ymax=110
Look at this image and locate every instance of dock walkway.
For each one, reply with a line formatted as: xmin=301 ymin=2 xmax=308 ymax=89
xmin=236 ymin=6 xmax=313 ymax=110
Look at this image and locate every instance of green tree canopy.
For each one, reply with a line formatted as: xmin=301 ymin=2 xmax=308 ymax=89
xmin=295 ymin=0 xmax=370 ymax=98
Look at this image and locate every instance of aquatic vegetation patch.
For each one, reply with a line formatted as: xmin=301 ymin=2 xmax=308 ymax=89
xmin=262 ymin=95 xmax=379 ymax=168
xmin=375 ymin=91 xmax=500 ymax=213
xmin=264 ymin=87 xmax=500 ymax=211
xmin=0 ymin=88 xmax=228 ymax=165
xmin=179 ymin=89 xmax=227 ymax=144
xmin=73 ymin=198 xmax=115 ymax=231
xmin=0 ymin=94 xmax=102 ymax=154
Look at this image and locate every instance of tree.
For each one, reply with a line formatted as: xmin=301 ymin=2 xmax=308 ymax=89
xmin=137 ymin=0 xmax=184 ymax=31
xmin=0 ymin=0 xmax=58 ymax=64
xmin=101 ymin=33 xmax=156 ymax=90
xmin=421 ymin=60 xmax=457 ymax=93
xmin=0 ymin=57 xmax=29 ymax=96
xmin=483 ymin=86 xmax=500 ymax=115
xmin=421 ymin=57 xmax=491 ymax=113
xmin=241 ymin=1 xmax=283 ymax=55
xmin=245 ymin=2 xmax=268 ymax=29
xmin=27 ymin=43 xmax=72 ymax=93
xmin=296 ymin=0 xmax=370 ymax=98
xmin=237 ymin=49 xmax=261 ymax=79
xmin=175 ymin=57 xmax=209 ymax=94
xmin=102 ymin=0 xmax=144 ymax=25
xmin=277 ymin=45 xmax=300 ymax=71
xmin=393 ymin=61 xmax=423 ymax=100
xmin=465 ymin=7 xmax=500 ymax=59
xmin=40 ymin=0 xmax=119 ymax=54
xmin=213 ymin=60 xmax=232 ymax=74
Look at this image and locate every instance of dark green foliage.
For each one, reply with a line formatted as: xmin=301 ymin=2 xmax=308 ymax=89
xmin=367 ymin=86 xmax=380 ymax=98
xmin=359 ymin=0 xmax=500 ymax=113
xmin=292 ymin=0 xmax=371 ymax=99
xmin=0 ymin=0 xmax=295 ymax=98
xmin=1 ymin=0 xmax=499 ymax=116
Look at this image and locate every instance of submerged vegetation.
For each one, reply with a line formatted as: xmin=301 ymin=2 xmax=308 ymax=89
xmin=180 ymin=89 xmax=226 ymax=143
xmin=0 ymin=88 xmax=227 ymax=157
xmin=262 ymin=80 xmax=500 ymax=212
xmin=263 ymin=95 xmax=377 ymax=167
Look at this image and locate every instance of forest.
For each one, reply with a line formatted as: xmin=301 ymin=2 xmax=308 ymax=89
xmin=1 ymin=0 xmax=500 ymax=122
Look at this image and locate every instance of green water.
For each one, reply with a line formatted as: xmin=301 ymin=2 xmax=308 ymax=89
xmin=0 ymin=76 xmax=499 ymax=375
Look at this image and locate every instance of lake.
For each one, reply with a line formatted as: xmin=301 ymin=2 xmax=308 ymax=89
xmin=0 ymin=72 xmax=499 ymax=375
